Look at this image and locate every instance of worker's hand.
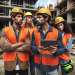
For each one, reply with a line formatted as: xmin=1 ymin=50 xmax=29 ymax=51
xmin=47 ymin=45 xmax=58 ymax=54
xmin=19 ymin=42 xmax=25 ymax=46
xmin=21 ymin=42 xmax=25 ymax=45
xmin=38 ymin=46 xmax=46 ymax=53
xmin=4 ymin=39 xmax=10 ymax=44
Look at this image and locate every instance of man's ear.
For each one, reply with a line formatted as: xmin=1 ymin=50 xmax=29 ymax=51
xmin=45 ymin=17 xmax=48 ymax=22
xmin=12 ymin=17 xmax=15 ymax=21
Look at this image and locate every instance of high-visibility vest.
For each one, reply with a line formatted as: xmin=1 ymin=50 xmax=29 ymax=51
xmin=30 ymin=27 xmax=37 ymax=39
xmin=34 ymin=27 xmax=59 ymax=66
xmin=29 ymin=27 xmax=37 ymax=52
xmin=59 ymin=33 xmax=72 ymax=60
xmin=3 ymin=26 xmax=29 ymax=62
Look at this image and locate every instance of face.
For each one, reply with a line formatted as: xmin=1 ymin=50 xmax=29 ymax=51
xmin=36 ymin=15 xmax=45 ymax=26
xmin=26 ymin=16 xmax=32 ymax=24
xmin=13 ymin=14 xmax=23 ymax=25
xmin=57 ymin=23 xmax=64 ymax=31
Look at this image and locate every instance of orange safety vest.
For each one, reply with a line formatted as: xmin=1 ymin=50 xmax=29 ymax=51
xmin=34 ymin=27 xmax=59 ymax=66
xmin=29 ymin=27 xmax=37 ymax=52
xmin=3 ymin=26 xmax=29 ymax=62
xmin=59 ymin=33 xmax=72 ymax=60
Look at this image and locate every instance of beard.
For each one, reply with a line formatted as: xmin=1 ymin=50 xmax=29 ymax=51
xmin=37 ymin=21 xmax=45 ymax=26
xmin=15 ymin=21 xmax=22 ymax=25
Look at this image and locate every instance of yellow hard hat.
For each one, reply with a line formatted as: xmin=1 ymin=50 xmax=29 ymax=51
xmin=24 ymin=12 xmax=33 ymax=17
xmin=10 ymin=7 xmax=24 ymax=15
xmin=55 ymin=17 xmax=65 ymax=24
xmin=35 ymin=8 xmax=51 ymax=17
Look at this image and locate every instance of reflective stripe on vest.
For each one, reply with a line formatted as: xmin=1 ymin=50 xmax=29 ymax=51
xmin=34 ymin=27 xmax=59 ymax=66
xmin=35 ymin=53 xmax=58 ymax=58
xmin=59 ymin=33 xmax=72 ymax=60
xmin=63 ymin=52 xmax=70 ymax=55
xmin=4 ymin=51 xmax=28 ymax=53
xmin=3 ymin=26 xmax=29 ymax=62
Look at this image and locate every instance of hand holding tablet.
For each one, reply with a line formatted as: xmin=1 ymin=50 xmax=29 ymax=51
xmin=41 ymin=40 xmax=57 ymax=54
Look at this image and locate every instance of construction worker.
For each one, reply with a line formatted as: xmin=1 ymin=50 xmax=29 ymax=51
xmin=22 ymin=12 xmax=37 ymax=75
xmin=0 ymin=7 xmax=31 ymax=75
xmin=31 ymin=8 xmax=65 ymax=75
xmin=55 ymin=17 xmax=73 ymax=75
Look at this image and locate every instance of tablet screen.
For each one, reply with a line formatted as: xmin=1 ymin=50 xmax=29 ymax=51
xmin=41 ymin=40 xmax=56 ymax=48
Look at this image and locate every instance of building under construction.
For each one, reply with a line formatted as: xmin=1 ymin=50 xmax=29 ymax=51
xmin=0 ymin=0 xmax=38 ymax=31
xmin=47 ymin=4 xmax=56 ymax=26
xmin=55 ymin=0 xmax=75 ymax=34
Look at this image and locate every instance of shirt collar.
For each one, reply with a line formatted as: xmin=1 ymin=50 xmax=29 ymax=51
xmin=38 ymin=25 xmax=53 ymax=32
xmin=12 ymin=25 xmax=21 ymax=32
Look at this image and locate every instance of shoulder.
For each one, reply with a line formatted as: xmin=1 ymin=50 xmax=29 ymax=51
xmin=66 ymin=33 xmax=72 ymax=37
xmin=52 ymin=26 xmax=62 ymax=37
xmin=1 ymin=28 xmax=5 ymax=36
xmin=33 ymin=27 xmax=37 ymax=29
xmin=34 ymin=28 xmax=39 ymax=32
xmin=31 ymin=27 xmax=37 ymax=30
xmin=52 ymin=27 xmax=59 ymax=39
xmin=21 ymin=26 xmax=28 ymax=31
xmin=21 ymin=26 xmax=29 ymax=35
xmin=52 ymin=27 xmax=58 ymax=32
xmin=4 ymin=26 xmax=11 ymax=32
xmin=1 ymin=26 xmax=10 ymax=36
xmin=32 ymin=28 xmax=39 ymax=38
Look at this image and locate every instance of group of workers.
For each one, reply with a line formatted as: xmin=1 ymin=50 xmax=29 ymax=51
xmin=0 ymin=7 xmax=73 ymax=75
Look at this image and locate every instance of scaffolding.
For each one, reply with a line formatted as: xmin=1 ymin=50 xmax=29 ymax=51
xmin=0 ymin=0 xmax=38 ymax=31
xmin=0 ymin=0 xmax=37 ymax=8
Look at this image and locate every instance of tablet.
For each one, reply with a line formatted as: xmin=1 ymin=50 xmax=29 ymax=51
xmin=41 ymin=40 xmax=56 ymax=48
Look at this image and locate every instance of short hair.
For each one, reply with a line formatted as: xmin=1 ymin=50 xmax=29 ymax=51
xmin=37 ymin=13 xmax=51 ymax=24
xmin=10 ymin=13 xmax=18 ymax=21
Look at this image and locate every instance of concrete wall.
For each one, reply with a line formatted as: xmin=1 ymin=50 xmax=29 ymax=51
xmin=0 ymin=0 xmax=38 ymax=30
xmin=67 ymin=12 xmax=72 ymax=23
xmin=56 ymin=8 xmax=60 ymax=16
xmin=67 ymin=0 xmax=69 ymax=10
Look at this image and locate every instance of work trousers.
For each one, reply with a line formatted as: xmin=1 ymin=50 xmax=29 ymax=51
xmin=5 ymin=69 xmax=28 ymax=75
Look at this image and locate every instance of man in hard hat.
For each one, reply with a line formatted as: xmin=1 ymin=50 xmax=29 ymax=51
xmin=31 ymin=8 xmax=65 ymax=75
xmin=0 ymin=7 xmax=31 ymax=75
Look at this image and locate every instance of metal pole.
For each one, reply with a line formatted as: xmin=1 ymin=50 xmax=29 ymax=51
xmin=9 ymin=0 xmax=11 ymax=6
xmin=27 ymin=0 xmax=28 ymax=8
xmin=29 ymin=0 xmax=30 ymax=8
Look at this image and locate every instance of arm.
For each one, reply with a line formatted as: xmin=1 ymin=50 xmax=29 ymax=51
xmin=64 ymin=36 xmax=72 ymax=51
xmin=0 ymin=28 xmax=22 ymax=52
xmin=54 ymin=30 xmax=65 ymax=56
xmin=15 ymin=31 xmax=31 ymax=52
xmin=31 ymin=31 xmax=39 ymax=54
xmin=31 ymin=31 xmax=46 ymax=54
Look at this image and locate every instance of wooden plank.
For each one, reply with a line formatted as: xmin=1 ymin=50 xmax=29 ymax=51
xmin=12 ymin=4 xmax=17 ymax=5
xmin=71 ymin=51 xmax=75 ymax=55
xmin=72 ymin=18 xmax=75 ymax=20
xmin=17 ymin=5 xmax=23 ymax=6
xmin=71 ymin=49 xmax=75 ymax=55
xmin=0 ymin=13 xmax=4 ymax=14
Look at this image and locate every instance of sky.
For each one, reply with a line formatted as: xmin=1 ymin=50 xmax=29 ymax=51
xmin=35 ymin=0 xmax=61 ymax=8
